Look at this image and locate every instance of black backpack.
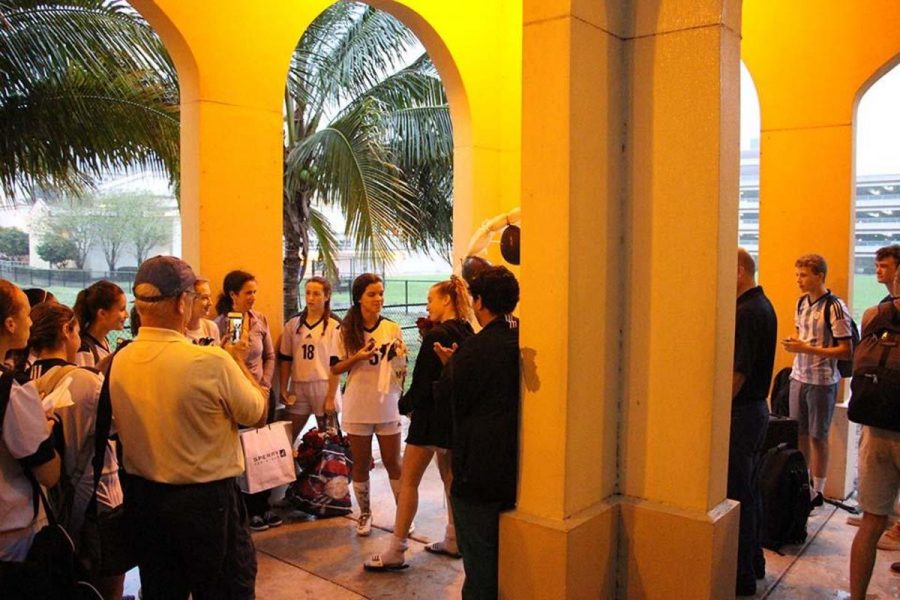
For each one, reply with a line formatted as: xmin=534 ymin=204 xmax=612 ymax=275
xmin=758 ymin=442 xmax=811 ymax=551
xmin=848 ymin=301 xmax=900 ymax=432
xmin=769 ymin=367 xmax=792 ymax=417
xmin=822 ymin=293 xmax=860 ymax=378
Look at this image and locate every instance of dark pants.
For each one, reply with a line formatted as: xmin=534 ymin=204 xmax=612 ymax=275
xmin=727 ymin=399 xmax=769 ymax=591
xmin=452 ymin=493 xmax=505 ymax=600
xmin=128 ymin=475 xmax=257 ymax=600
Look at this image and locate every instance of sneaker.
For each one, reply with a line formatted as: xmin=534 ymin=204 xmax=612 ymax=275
xmin=810 ymin=492 xmax=825 ymax=508
xmin=249 ymin=516 xmax=269 ymax=532
xmin=264 ymin=511 xmax=283 ymax=528
xmin=357 ymin=512 xmax=373 ymax=537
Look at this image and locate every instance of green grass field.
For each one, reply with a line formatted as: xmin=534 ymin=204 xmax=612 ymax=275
xmin=851 ymin=276 xmax=889 ymax=321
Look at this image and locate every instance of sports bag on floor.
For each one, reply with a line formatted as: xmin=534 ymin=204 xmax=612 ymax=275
xmin=758 ymin=442 xmax=811 ymax=551
xmin=287 ymin=420 xmax=353 ymax=518
xmin=848 ymin=301 xmax=900 ymax=432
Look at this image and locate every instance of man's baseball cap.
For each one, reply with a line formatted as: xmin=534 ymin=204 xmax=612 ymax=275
xmin=133 ymin=255 xmax=197 ymax=302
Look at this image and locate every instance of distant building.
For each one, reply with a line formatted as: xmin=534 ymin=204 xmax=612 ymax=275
xmin=738 ymin=146 xmax=900 ymax=274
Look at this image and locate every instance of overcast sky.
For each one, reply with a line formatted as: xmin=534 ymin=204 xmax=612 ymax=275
xmin=741 ymin=62 xmax=900 ymax=177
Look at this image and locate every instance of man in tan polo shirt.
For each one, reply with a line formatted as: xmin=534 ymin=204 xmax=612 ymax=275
xmin=110 ymin=256 xmax=266 ymax=600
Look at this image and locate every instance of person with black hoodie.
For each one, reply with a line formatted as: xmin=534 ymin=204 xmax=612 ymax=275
xmin=434 ymin=266 xmax=520 ymax=600
xmin=364 ymin=276 xmax=474 ymax=570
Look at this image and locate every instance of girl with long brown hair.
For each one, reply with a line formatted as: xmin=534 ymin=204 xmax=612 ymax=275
xmin=278 ymin=277 xmax=342 ymax=441
xmin=331 ymin=273 xmax=406 ymax=537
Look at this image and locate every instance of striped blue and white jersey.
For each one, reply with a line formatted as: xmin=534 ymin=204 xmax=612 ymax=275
xmin=791 ymin=291 xmax=852 ymax=385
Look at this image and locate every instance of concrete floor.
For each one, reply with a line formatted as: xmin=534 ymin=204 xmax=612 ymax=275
xmin=124 ymin=458 xmax=900 ymax=599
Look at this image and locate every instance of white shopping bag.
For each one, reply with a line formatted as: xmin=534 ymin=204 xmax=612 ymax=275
xmin=238 ymin=421 xmax=296 ymax=494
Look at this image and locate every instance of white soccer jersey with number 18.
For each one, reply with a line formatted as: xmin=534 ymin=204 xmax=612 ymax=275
xmin=334 ymin=317 xmax=405 ymax=424
xmin=280 ymin=315 xmax=341 ymax=383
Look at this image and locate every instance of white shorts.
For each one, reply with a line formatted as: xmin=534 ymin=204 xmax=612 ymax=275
xmin=284 ymin=380 xmax=341 ymax=416
xmin=342 ymin=421 xmax=402 ymax=436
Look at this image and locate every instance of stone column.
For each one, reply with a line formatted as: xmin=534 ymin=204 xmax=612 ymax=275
xmin=503 ymin=3 xmax=625 ymax=597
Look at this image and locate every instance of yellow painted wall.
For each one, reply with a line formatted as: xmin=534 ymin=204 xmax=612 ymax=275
xmin=132 ymin=0 xmax=522 ymax=336
xmin=743 ymin=0 xmax=900 ymax=373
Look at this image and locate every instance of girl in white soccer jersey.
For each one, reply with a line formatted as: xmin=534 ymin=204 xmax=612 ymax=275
xmin=331 ymin=273 xmax=407 ymax=536
xmin=278 ymin=277 xmax=342 ymax=441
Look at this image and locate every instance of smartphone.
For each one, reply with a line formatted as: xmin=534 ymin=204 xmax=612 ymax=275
xmin=227 ymin=312 xmax=244 ymax=344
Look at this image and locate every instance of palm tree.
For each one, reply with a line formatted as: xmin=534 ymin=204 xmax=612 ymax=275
xmin=282 ymin=2 xmax=453 ymax=315
xmin=0 ymin=0 xmax=179 ymax=199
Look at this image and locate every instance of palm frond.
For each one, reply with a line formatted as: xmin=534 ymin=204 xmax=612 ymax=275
xmin=308 ymin=206 xmax=339 ymax=279
xmin=0 ymin=65 xmax=179 ymax=197
xmin=285 ymin=99 xmax=420 ymax=263
xmin=387 ymin=104 xmax=453 ymax=168
xmin=0 ymin=0 xmax=177 ymax=93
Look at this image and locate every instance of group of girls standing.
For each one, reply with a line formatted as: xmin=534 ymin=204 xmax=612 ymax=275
xmin=0 ymin=280 xmax=128 ymax=599
xmin=0 ymin=266 xmax=475 ymax=593
xmin=280 ymin=271 xmax=473 ymax=570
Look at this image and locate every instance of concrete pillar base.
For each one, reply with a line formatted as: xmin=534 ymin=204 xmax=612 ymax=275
xmin=500 ymin=500 xmax=618 ymax=599
xmin=826 ymin=402 xmax=861 ymax=501
xmin=499 ymin=496 xmax=739 ymax=599
xmin=618 ymin=497 xmax=739 ymax=600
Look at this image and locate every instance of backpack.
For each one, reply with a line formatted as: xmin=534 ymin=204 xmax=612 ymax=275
xmin=32 ymin=365 xmax=92 ymax=529
xmin=822 ymin=293 xmax=860 ymax=378
xmin=758 ymin=442 xmax=811 ymax=551
xmin=769 ymin=367 xmax=792 ymax=417
xmin=0 ymin=370 xmax=102 ymax=600
xmin=848 ymin=301 xmax=900 ymax=432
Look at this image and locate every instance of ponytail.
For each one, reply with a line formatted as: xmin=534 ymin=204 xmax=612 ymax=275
xmin=28 ymin=302 xmax=77 ymax=354
xmin=216 ymin=270 xmax=255 ymax=316
xmin=73 ymin=280 xmax=124 ymax=331
xmin=433 ymin=275 xmax=472 ymax=322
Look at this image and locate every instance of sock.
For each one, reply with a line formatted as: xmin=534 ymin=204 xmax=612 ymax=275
xmin=353 ymin=480 xmax=370 ymax=515
xmin=813 ymin=477 xmax=826 ymax=494
xmin=389 ymin=478 xmax=401 ymax=504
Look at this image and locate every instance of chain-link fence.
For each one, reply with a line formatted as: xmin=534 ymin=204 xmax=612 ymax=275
xmin=2 ymin=262 xmax=439 ymax=380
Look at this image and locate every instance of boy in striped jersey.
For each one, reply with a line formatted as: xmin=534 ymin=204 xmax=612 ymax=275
xmin=782 ymin=254 xmax=852 ymax=505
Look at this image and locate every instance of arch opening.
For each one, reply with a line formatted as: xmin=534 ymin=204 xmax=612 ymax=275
xmin=851 ymin=59 xmax=900 ymax=317
xmin=280 ymin=1 xmax=474 ymax=319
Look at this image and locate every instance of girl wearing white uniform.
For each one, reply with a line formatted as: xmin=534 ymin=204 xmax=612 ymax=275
xmin=331 ymin=274 xmax=406 ymax=537
xmin=73 ymin=281 xmax=127 ymax=368
xmin=0 ymin=281 xmax=60 ymax=596
xmin=279 ymin=277 xmax=342 ymax=441
xmin=28 ymin=301 xmax=126 ymax=599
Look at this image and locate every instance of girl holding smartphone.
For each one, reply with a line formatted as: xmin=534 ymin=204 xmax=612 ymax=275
xmin=331 ymin=273 xmax=406 ymax=537
xmin=278 ymin=277 xmax=342 ymax=441
xmin=214 ymin=270 xmax=278 ymax=531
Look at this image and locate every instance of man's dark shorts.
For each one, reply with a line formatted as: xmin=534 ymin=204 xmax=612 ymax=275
xmin=127 ymin=475 xmax=257 ymax=600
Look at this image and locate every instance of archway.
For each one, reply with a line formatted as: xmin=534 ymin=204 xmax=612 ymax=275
xmin=851 ymin=60 xmax=900 ymax=315
xmin=739 ymin=61 xmax=762 ymax=262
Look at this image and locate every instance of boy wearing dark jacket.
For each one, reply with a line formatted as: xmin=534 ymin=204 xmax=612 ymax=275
xmin=435 ymin=266 xmax=520 ymax=600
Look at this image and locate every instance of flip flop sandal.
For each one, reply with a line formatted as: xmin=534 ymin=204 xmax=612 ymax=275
xmin=424 ymin=541 xmax=462 ymax=559
xmin=363 ymin=555 xmax=409 ymax=572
